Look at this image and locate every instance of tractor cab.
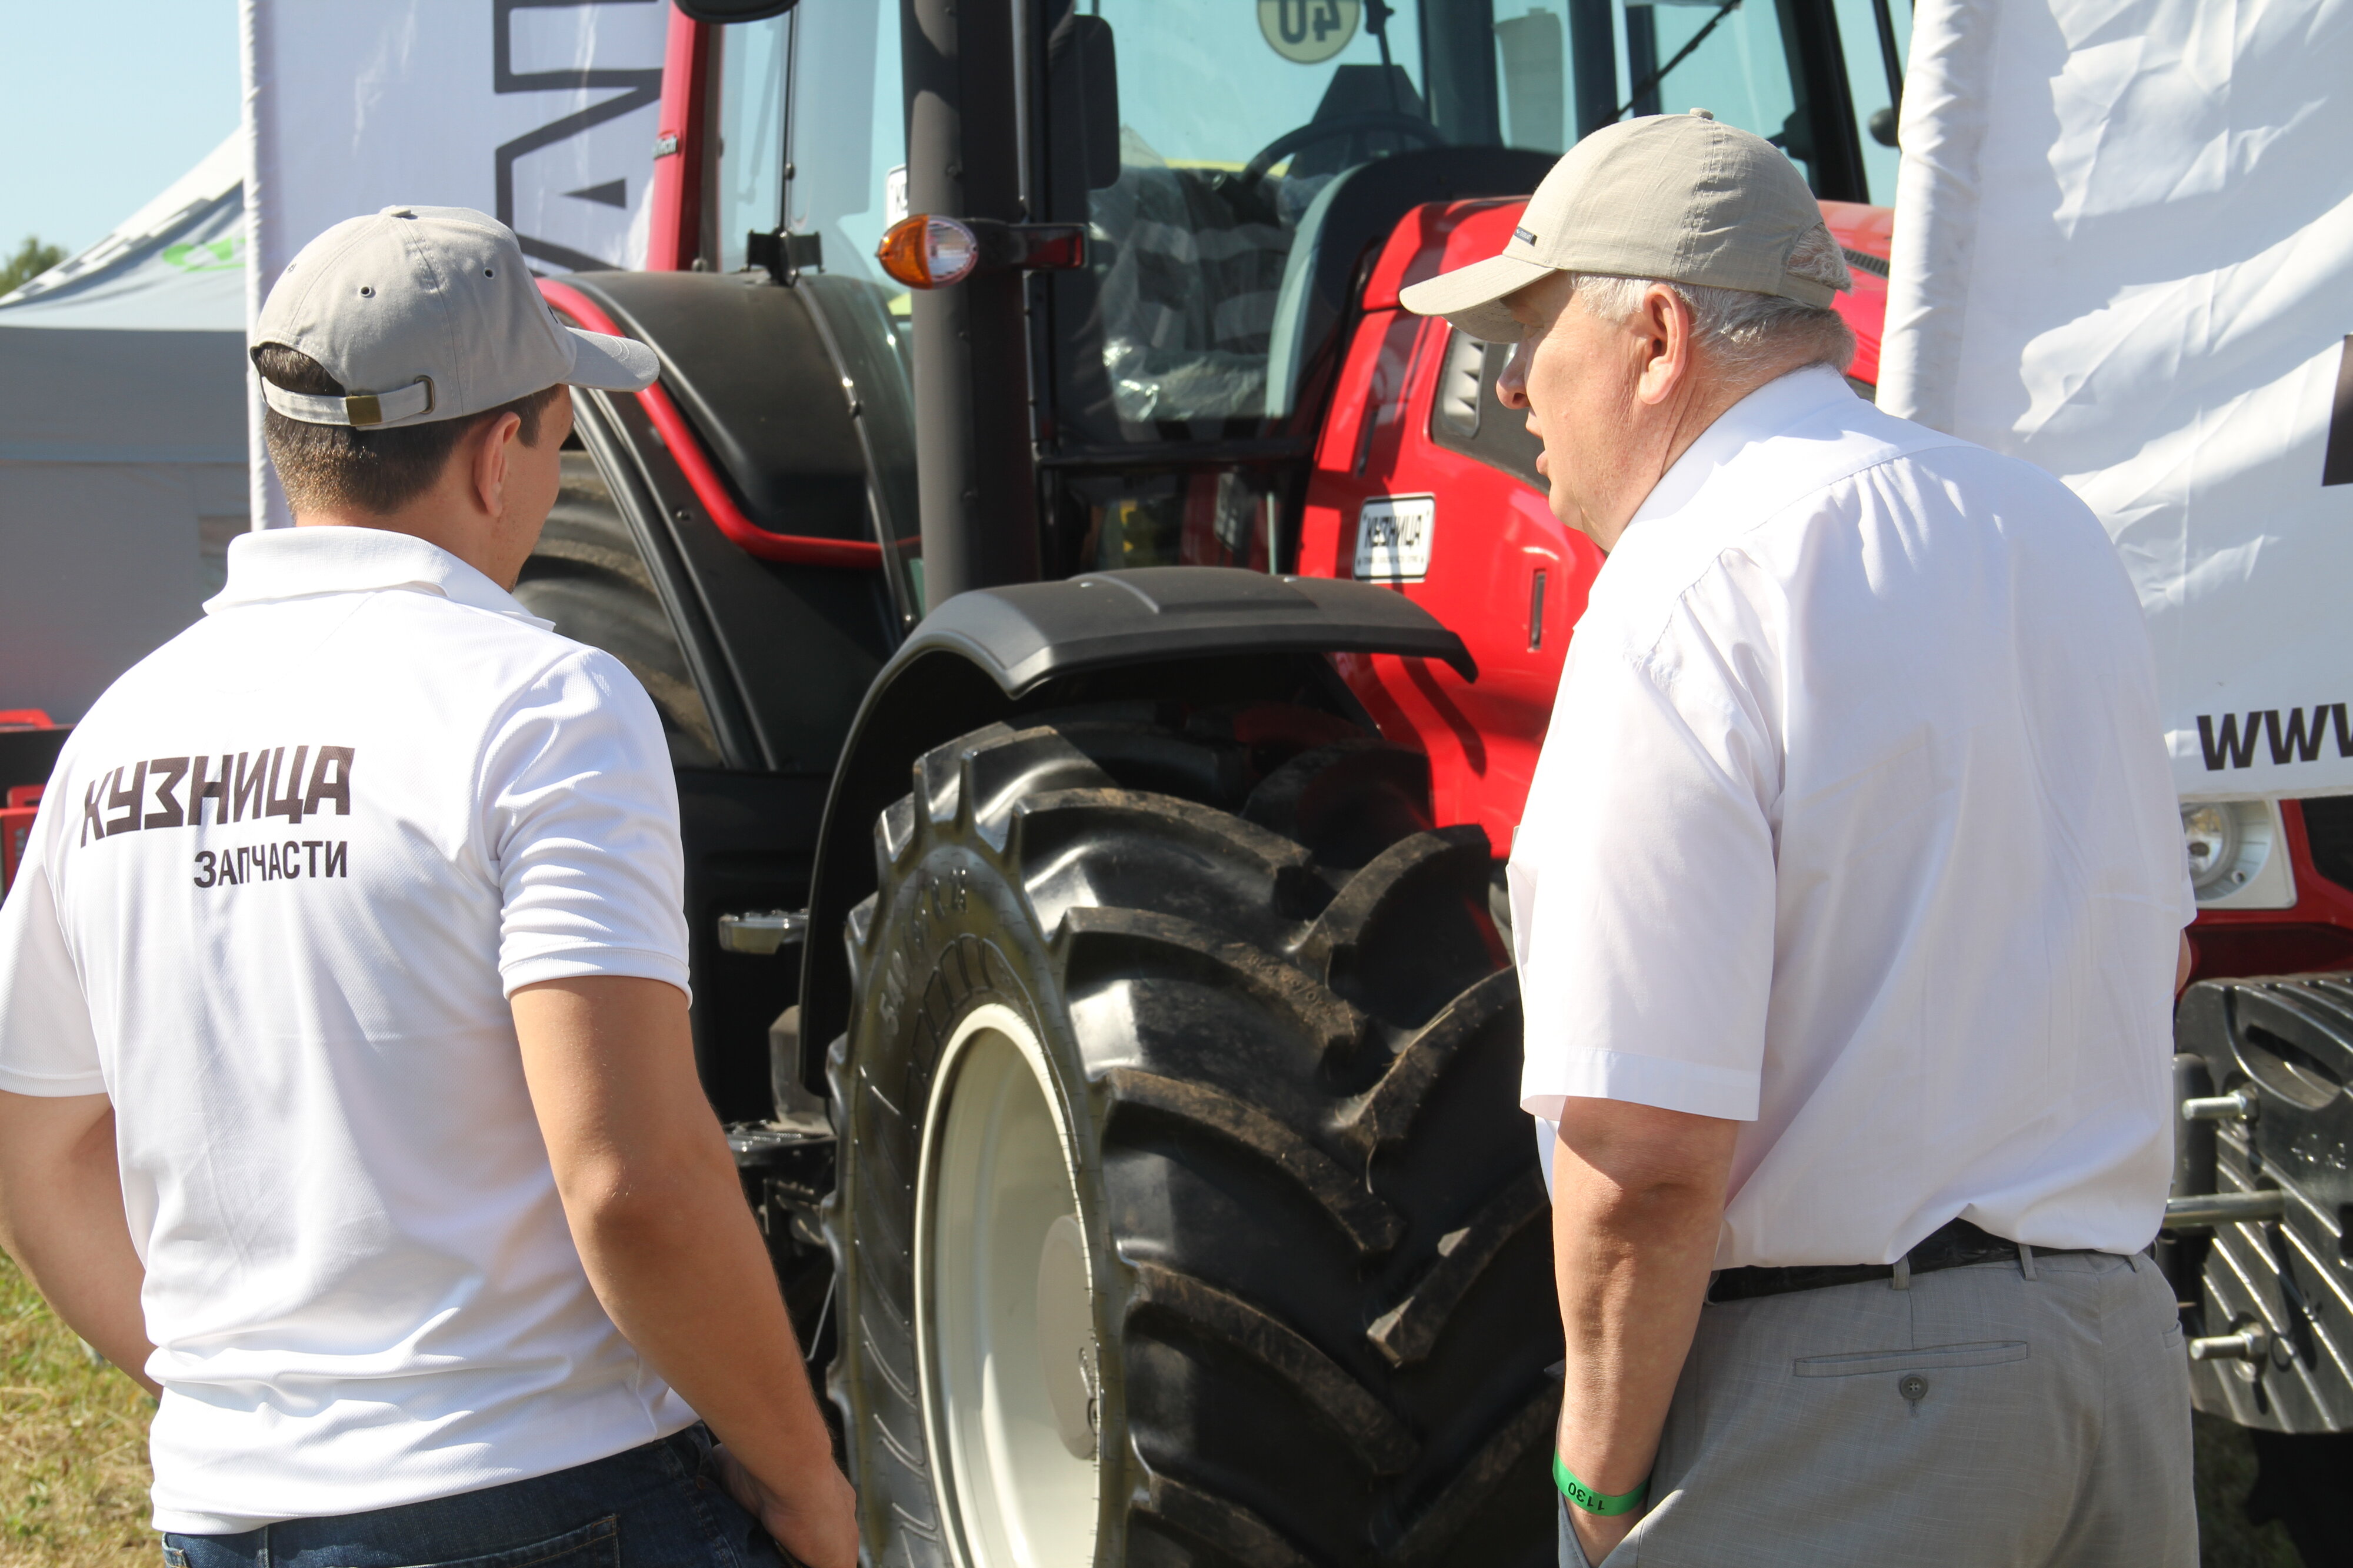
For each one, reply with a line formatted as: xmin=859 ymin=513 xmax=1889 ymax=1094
xmin=689 ymin=0 xmax=1905 ymax=594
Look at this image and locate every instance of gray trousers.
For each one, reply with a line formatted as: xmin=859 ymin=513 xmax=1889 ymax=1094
xmin=1562 ymin=1249 xmax=2195 ymax=1567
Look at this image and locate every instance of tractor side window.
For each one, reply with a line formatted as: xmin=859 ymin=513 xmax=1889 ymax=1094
xmin=1494 ymin=6 xmax=1573 ymax=151
xmin=716 ymin=16 xmax=791 ymax=275
xmin=715 ymin=0 xmax=907 ymax=288
xmin=1069 ymin=0 xmax=1464 ymax=438
xmin=1489 ymin=4 xmax=1809 ymax=168
xmin=1071 ymin=469 xmax=1287 ymax=575
xmin=779 ymin=0 xmax=919 ymax=612
xmin=1828 ymin=0 xmax=1908 ymax=202
xmin=1614 ymin=2 xmax=1799 ymax=161
xmin=781 ymin=0 xmax=906 ymax=286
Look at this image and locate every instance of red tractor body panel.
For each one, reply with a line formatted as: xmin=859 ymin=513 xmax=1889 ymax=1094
xmin=1299 ymin=200 xmax=1591 ymax=853
xmin=1818 ymin=200 xmax=1891 ymax=385
xmin=644 ymin=12 xmax=713 ymax=275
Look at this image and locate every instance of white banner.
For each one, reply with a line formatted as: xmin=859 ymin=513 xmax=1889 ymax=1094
xmin=1881 ymin=0 xmax=2353 ymax=801
xmin=241 ymin=0 xmax=669 ymax=527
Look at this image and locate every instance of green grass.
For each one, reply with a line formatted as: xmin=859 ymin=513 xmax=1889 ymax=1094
xmin=0 ymin=1254 xmax=155 ymax=1567
xmin=0 ymin=1253 xmax=2318 ymax=1564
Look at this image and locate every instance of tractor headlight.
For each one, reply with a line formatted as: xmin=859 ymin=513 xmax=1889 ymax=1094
xmin=2181 ymin=799 xmax=2293 ymax=906
xmin=2182 ymin=803 xmax=2242 ymax=895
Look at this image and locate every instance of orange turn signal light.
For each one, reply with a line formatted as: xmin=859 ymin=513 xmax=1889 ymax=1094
xmin=876 ymin=215 xmax=980 ymax=289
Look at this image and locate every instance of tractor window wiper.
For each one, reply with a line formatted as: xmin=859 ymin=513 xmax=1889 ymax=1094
xmin=1612 ymin=0 xmax=1742 ymax=124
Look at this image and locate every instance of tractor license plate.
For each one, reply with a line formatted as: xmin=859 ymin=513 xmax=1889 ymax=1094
xmin=1354 ymin=496 xmax=1434 ymax=583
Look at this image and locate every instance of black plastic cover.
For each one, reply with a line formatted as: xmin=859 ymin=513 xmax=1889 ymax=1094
xmin=904 ymin=567 xmax=1474 ymax=695
xmin=552 ymin=271 xmax=869 ymax=546
xmin=674 ymin=0 xmax=797 ymax=19
xmin=794 ymin=566 xmax=1473 ymax=1083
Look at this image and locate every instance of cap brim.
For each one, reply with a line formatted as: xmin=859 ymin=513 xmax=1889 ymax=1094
xmin=564 ymin=326 xmax=661 ymax=392
xmin=1397 ymin=252 xmax=1555 ymax=343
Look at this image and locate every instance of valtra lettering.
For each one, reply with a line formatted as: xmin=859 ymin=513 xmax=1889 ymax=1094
xmin=79 ymin=746 xmax=354 ymax=845
xmin=2195 ymin=707 xmax=2353 ymax=770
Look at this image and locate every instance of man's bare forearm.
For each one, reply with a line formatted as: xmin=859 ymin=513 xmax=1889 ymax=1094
xmin=513 ymin=977 xmax=855 ymax=1567
xmin=0 ymin=1091 xmax=159 ymax=1396
xmin=1551 ymin=1099 xmax=1737 ymax=1560
xmin=566 ymin=1143 xmax=837 ymax=1490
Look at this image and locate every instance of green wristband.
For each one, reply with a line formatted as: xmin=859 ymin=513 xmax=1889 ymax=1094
xmin=1554 ymin=1454 xmax=1648 ymax=1516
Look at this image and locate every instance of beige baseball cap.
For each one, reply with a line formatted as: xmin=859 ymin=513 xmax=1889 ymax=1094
xmin=1399 ymin=111 xmax=1848 ymax=342
xmin=254 ymin=205 xmax=658 ymax=428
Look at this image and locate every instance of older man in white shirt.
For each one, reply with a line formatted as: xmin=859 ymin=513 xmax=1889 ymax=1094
xmin=1402 ymin=115 xmax=2196 ymax=1567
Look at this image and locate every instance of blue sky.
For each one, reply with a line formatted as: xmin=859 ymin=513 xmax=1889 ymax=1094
xmin=0 ymin=2 xmax=242 ymax=256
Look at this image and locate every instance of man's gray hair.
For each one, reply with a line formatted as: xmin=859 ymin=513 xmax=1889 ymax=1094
xmin=1568 ymin=224 xmax=1856 ymax=378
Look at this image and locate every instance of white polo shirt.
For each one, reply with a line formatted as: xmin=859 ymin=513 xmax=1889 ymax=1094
xmin=0 ymin=527 xmax=697 ymax=1533
xmin=1512 ymin=365 xmax=2193 ymax=1269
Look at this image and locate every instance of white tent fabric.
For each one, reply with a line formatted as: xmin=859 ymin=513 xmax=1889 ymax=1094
xmin=1881 ymin=0 xmax=2353 ymax=802
xmin=0 ymin=135 xmax=246 ymax=333
xmin=0 ymin=133 xmax=249 ymax=722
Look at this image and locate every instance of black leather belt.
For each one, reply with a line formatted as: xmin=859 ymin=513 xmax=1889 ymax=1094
xmin=1707 ymin=1218 xmax=2045 ymax=1305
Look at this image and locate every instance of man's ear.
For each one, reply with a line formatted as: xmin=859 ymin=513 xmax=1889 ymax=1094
xmin=1635 ymin=283 xmax=1692 ymax=406
xmin=467 ymin=411 xmax=525 ymax=521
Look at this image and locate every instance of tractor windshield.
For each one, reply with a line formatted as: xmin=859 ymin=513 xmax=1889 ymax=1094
xmin=711 ymin=0 xmax=1905 ymax=586
xmin=1057 ymin=0 xmax=1904 ymax=442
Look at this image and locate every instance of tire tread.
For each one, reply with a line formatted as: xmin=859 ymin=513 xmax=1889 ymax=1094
xmin=831 ymin=709 xmax=1560 ymax=1568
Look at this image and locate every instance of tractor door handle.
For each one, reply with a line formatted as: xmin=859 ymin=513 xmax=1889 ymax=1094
xmin=718 ymin=909 xmax=808 ymax=955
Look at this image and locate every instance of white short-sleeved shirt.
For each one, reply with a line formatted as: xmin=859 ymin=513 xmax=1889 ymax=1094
xmin=1511 ymin=365 xmax=2194 ymax=1269
xmin=0 ymin=527 xmax=697 ymax=1532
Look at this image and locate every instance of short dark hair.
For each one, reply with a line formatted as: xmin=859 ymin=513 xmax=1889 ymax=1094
xmin=254 ymin=343 xmax=565 ymax=516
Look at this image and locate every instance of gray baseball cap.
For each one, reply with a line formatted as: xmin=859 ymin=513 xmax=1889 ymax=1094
xmin=1399 ymin=112 xmax=1848 ymax=342
xmin=254 ymin=205 xmax=658 ymax=429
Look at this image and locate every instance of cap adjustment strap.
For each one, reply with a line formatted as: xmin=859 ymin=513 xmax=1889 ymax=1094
xmin=264 ymin=376 xmax=437 ymax=428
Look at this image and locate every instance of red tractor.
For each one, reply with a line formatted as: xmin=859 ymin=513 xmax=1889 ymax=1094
xmin=479 ymin=0 xmax=2335 ymax=1560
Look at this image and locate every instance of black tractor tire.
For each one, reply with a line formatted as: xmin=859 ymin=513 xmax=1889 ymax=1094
xmin=825 ymin=703 xmax=1561 ymax=1568
xmin=512 ymin=453 xmax=722 ymax=768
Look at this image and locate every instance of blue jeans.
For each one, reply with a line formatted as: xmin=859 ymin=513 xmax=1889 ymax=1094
xmin=162 ymin=1424 xmax=793 ymax=1568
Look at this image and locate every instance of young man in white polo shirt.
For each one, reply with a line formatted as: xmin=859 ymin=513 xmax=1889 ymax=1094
xmin=0 ymin=207 xmax=856 ymax=1568
xmin=1402 ymin=119 xmax=2196 ymax=1565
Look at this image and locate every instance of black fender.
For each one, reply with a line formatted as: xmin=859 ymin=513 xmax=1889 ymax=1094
xmin=792 ymin=566 xmax=1473 ymax=1092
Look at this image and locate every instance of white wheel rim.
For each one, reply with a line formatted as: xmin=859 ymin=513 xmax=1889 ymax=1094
xmin=915 ymin=1002 xmax=1102 ymax=1568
